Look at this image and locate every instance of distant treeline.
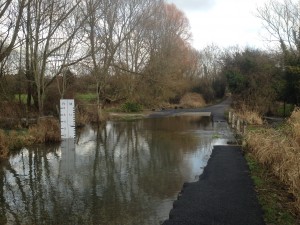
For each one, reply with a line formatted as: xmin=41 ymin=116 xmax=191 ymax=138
xmin=0 ymin=0 xmax=299 ymax=119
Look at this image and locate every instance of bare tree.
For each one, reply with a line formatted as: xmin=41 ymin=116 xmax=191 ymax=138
xmin=257 ymin=0 xmax=300 ymax=106
xmin=257 ymin=0 xmax=300 ymax=51
xmin=23 ymin=0 xmax=88 ymax=115
xmin=0 ymin=0 xmax=27 ymax=62
xmin=83 ymin=0 xmax=156 ymax=119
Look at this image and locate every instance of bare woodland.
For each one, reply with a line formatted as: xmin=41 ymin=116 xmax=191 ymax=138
xmin=1 ymin=0 xmax=300 ymax=120
xmin=0 ymin=0 xmax=225 ymax=120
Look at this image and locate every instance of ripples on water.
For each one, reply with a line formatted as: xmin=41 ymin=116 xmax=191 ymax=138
xmin=0 ymin=115 xmax=227 ymax=225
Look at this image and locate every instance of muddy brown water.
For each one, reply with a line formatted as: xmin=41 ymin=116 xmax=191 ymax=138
xmin=0 ymin=115 xmax=233 ymax=225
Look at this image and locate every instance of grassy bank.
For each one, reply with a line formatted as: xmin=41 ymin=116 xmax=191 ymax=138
xmin=245 ymin=153 xmax=299 ymax=225
xmin=0 ymin=117 xmax=60 ymax=160
xmin=239 ymin=107 xmax=300 ymax=223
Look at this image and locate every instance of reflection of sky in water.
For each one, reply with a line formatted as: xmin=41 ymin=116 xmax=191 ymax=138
xmin=0 ymin=115 xmax=235 ymax=225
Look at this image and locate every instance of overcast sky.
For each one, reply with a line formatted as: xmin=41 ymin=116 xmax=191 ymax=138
xmin=167 ymin=0 xmax=271 ymax=50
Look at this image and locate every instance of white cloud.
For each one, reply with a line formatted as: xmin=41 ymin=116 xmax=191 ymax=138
xmin=167 ymin=0 xmax=216 ymax=11
xmin=168 ymin=0 xmax=271 ymax=49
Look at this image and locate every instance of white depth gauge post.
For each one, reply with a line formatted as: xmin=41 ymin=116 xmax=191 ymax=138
xmin=60 ymin=99 xmax=75 ymax=139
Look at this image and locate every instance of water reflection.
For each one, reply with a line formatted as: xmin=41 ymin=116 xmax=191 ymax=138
xmin=0 ymin=115 xmax=216 ymax=225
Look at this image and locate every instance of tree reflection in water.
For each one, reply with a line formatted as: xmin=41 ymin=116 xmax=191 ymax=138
xmin=0 ymin=115 xmax=214 ymax=225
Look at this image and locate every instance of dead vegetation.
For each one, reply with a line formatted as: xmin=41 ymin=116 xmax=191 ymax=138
xmin=234 ymin=104 xmax=263 ymax=125
xmin=179 ymin=92 xmax=206 ymax=108
xmin=28 ymin=117 xmax=61 ymax=143
xmin=245 ymin=107 xmax=300 ymax=213
xmin=0 ymin=130 xmax=9 ymax=159
xmin=0 ymin=117 xmax=61 ymax=160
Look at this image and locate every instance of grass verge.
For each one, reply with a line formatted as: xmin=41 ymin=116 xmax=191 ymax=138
xmin=76 ymin=93 xmax=97 ymax=103
xmin=245 ymin=153 xmax=299 ymax=225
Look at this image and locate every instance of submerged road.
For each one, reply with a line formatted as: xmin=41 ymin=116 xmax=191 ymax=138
xmin=158 ymin=98 xmax=265 ymax=225
xmin=149 ymin=98 xmax=231 ymax=121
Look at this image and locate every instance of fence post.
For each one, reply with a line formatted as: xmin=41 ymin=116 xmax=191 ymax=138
xmin=237 ymin=118 xmax=240 ymax=133
xmin=243 ymin=120 xmax=247 ymax=134
xmin=228 ymin=111 xmax=232 ymax=123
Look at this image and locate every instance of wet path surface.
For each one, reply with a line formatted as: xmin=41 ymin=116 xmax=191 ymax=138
xmin=149 ymin=98 xmax=232 ymax=122
xmin=162 ymin=98 xmax=265 ymax=225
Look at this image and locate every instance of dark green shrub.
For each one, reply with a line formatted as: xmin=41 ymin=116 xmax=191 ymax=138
xmin=121 ymin=102 xmax=142 ymax=112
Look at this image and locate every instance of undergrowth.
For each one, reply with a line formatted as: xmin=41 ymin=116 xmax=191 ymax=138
xmin=245 ymin=107 xmax=300 ymax=216
xmin=245 ymin=153 xmax=299 ymax=225
xmin=0 ymin=117 xmax=61 ymax=160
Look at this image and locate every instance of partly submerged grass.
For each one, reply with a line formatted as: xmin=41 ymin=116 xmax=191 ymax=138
xmin=245 ymin=153 xmax=298 ymax=225
xmin=0 ymin=117 xmax=61 ymax=160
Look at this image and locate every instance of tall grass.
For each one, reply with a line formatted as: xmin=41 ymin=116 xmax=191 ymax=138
xmin=289 ymin=107 xmax=300 ymax=145
xmin=0 ymin=130 xmax=9 ymax=159
xmin=246 ymin=107 xmax=300 ymax=212
xmin=235 ymin=104 xmax=263 ymax=125
xmin=179 ymin=92 xmax=206 ymax=108
xmin=28 ymin=117 xmax=61 ymax=143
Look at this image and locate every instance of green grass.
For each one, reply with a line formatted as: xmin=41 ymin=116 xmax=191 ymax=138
xmin=121 ymin=102 xmax=143 ymax=113
xmin=277 ymin=103 xmax=294 ymax=117
xmin=76 ymin=93 xmax=97 ymax=102
xmin=212 ymin=133 xmax=221 ymax=139
xmin=14 ymin=94 xmax=27 ymax=104
xmin=245 ymin=153 xmax=298 ymax=225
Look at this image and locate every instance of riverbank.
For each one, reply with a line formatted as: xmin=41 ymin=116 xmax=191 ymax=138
xmin=243 ymin=108 xmax=300 ymax=223
xmin=0 ymin=117 xmax=60 ymax=160
xmin=245 ymin=153 xmax=300 ymax=225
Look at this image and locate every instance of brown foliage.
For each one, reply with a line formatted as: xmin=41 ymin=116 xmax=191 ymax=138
xmin=289 ymin=107 xmax=300 ymax=145
xmin=76 ymin=104 xmax=108 ymax=126
xmin=179 ymin=93 xmax=206 ymax=108
xmin=28 ymin=117 xmax=61 ymax=143
xmin=0 ymin=130 xmax=9 ymax=159
xmin=234 ymin=105 xmax=263 ymax=125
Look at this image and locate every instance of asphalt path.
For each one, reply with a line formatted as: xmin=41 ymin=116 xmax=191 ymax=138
xmin=160 ymin=98 xmax=265 ymax=225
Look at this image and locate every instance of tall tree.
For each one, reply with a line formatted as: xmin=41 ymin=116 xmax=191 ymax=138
xmin=223 ymin=48 xmax=278 ymax=114
xmin=84 ymin=0 xmax=156 ymax=119
xmin=257 ymin=0 xmax=300 ymax=105
xmin=140 ymin=2 xmax=192 ymax=104
xmin=0 ymin=0 xmax=27 ymax=62
xmin=23 ymin=0 xmax=87 ymax=115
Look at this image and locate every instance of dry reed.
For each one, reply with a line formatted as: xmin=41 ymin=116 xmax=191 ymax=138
xmin=235 ymin=104 xmax=263 ymax=125
xmin=0 ymin=130 xmax=9 ymax=159
xmin=179 ymin=92 xmax=206 ymax=108
xmin=246 ymin=108 xmax=300 ymax=212
xmin=288 ymin=107 xmax=300 ymax=145
xmin=28 ymin=117 xmax=61 ymax=143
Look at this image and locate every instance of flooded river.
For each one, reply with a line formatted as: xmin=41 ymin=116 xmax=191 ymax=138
xmin=0 ymin=115 xmax=230 ymax=225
